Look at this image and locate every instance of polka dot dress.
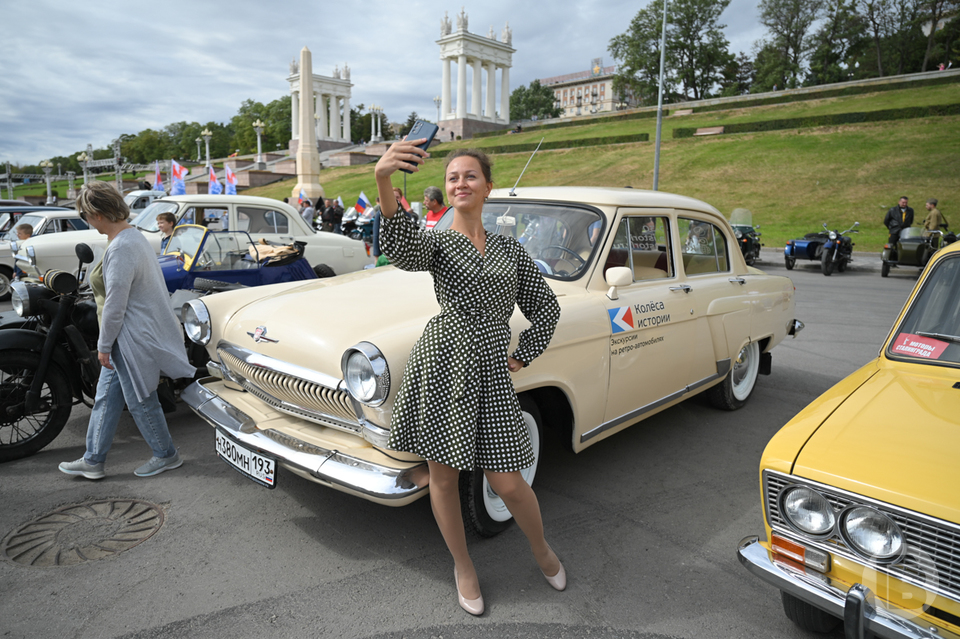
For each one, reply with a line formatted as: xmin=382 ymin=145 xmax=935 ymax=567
xmin=380 ymin=212 xmax=560 ymax=472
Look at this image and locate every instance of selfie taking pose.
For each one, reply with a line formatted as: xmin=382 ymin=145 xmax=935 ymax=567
xmin=373 ymin=138 xmax=564 ymax=616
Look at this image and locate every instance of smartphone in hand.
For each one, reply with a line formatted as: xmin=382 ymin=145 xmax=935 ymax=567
xmin=400 ymin=120 xmax=439 ymax=174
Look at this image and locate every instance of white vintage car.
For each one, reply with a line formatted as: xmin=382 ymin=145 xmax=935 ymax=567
xmin=182 ymin=187 xmax=803 ymax=536
xmin=15 ymin=194 xmax=372 ymax=277
xmin=1 ymin=206 xmax=89 ymax=300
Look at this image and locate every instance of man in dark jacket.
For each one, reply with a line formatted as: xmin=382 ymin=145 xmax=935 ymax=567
xmin=884 ymin=196 xmax=914 ymax=244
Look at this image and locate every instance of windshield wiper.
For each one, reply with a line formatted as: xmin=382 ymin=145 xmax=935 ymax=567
xmin=917 ymin=331 xmax=960 ymax=345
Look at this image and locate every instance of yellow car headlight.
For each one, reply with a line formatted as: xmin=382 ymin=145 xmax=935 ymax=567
xmin=780 ymin=486 xmax=836 ymax=537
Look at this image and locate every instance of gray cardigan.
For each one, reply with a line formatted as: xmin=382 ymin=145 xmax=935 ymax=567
xmin=99 ymin=227 xmax=195 ymax=402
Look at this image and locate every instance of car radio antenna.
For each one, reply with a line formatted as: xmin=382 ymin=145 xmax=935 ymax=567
xmin=509 ymin=137 xmax=544 ymax=197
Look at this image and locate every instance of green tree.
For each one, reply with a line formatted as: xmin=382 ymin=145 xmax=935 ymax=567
xmin=398 ymin=112 xmax=421 ymax=137
xmin=719 ymin=52 xmax=755 ymax=95
xmin=510 ymin=80 xmax=563 ymax=120
xmin=758 ymin=0 xmax=826 ymax=85
xmin=806 ymin=0 xmax=867 ymax=84
xmin=609 ymin=0 xmax=733 ymax=105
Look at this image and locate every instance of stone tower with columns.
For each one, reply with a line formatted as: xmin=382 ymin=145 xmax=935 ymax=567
xmin=287 ymin=54 xmax=353 ymax=154
xmin=436 ymin=9 xmax=515 ymax=141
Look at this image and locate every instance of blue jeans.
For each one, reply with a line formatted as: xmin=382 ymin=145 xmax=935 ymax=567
xmin=84 ymin=343 xmax=177 ymax=464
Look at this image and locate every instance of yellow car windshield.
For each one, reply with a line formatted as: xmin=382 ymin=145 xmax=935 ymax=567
xmin=888 ymin=253 xmax=960 ymax=367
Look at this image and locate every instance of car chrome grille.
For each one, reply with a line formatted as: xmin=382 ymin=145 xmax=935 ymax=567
xmin=217 ymin=344 xmax=361 ymax=435
xmin=765 ymin=471 xmax=960 ymax=604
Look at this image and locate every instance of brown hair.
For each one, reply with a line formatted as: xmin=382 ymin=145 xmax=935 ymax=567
xmin=77 ymin=181 xmax=129 ymax=223
xmin=444 ymin=148 xmax=493 ymax=185
xmin=156 ymin=212 xmax=176 ymax=226
xmin=15 ymin=223 xmax=33 ymax=236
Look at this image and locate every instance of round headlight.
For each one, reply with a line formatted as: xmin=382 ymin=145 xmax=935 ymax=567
xmin=340 ymin=342 xmax=390 ymax=406
xmin=781 ymin=486 xmax=836 ymax=536
xmin=735 ymin=229 xmax=743 ymax=239
xmin=841 ymin=506 xmax=904 ymax=561
xmin=828 ymin=231 xmax=837 ymax=240
xmin=182 ymin=300 xmax=211 ymax=345
xmin=10 ymin=282 xmax=29 ymax=317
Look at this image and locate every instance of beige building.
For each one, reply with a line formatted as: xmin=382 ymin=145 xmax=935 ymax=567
xmin=541 ymin=59 xmax=618 ymax=117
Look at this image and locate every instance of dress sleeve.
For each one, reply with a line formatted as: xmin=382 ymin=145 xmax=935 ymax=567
xmin=379 ymin=209 xmax=437 ymax=272
xmin=97 ymin=241 xmax=138 ymax=353
xmin=511 ymin=243 xmax=560 ymax=365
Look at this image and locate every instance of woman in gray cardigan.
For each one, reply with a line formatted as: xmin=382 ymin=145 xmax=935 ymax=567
xmin=59 ymin=181 xmax=195 ymax=480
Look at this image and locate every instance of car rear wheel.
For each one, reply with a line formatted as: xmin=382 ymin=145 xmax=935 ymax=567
xmin=781 ymin=591 xmax=840 ymax=633
xmin=881 ymin=262 xmax=890 ymax=278
xmin=313 ymin=264 xmax=336 ymax=278
xmin=459 ymin=395 xmax=542 ymax=538
xmin=784 ymin=257 xmax=795 ymax=270
xmin=708 ymin=341 xmax=759 ymax=411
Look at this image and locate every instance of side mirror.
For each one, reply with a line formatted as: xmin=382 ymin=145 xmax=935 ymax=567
xmin=853 ymin=221 xmax=859 ymax=228
xmin=75 ymin=243 xmax=95 ymax=265
xmin=9 ymin=241 xmax=17 ymax=254
xmin=604 ymin=266 xmax=632 ymax=300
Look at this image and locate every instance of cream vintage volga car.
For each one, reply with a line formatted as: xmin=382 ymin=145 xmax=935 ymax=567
xmin=738 ymin=240 xmax=960 ymax=638
xmin=182 ymin=187 xmax=803 ymax=536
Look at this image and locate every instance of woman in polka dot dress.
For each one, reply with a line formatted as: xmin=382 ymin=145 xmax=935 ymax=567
xmin=374 ymin=142 xmax=565 ymax=615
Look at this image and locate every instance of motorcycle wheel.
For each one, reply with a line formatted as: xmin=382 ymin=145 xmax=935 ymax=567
xmin=881 ymin=262 xmax=890 ymax=278
xmin=784 ymin=257 xmax=796 ymax=270
xmin=820 ymin=250 xmax=835 ymax=276
xmin=0 ymin=351 xmax=73 ymax=463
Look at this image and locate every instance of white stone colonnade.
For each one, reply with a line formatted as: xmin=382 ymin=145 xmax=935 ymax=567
xmin=288 ymin=61 xmax=353 ymax=144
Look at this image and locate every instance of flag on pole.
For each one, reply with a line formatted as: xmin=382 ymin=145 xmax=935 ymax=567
xmin=152 ymin=160 xmax=165 ymax=192
xmin=224 ymin=164 xmax=238 ymax=195
xmin=170 ymin=160 xmax=187 ymax=195
xmin=355 ymin=191 xmax=370 ymax=214
xmin=208 ymin=166 xmax=223 ymax=195
xmin=336 ymin=196 xmax=344 ymax=208
xmin=298 ymin=188 xmax=306 ymax=204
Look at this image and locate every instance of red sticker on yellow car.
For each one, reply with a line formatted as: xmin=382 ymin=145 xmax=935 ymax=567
xmin=891 ymin=333 xmax=949 ymax=359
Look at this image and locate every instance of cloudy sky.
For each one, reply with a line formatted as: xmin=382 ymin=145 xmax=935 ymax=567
xmin=1 ymin=0 xmax=765 ymax=166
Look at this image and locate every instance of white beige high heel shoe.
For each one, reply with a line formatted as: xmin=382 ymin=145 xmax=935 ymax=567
xmin=454 ymin=567 xmax=484 ymax=615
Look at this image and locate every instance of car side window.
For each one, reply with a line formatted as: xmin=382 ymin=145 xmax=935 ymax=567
xmin=62 ymin=218 xmax=88 ymax=231
xmin=178 ymin=207 xmax=197 ymax=226
xmin=238 ymin=207 xmax=289 ymax=234
xmin=605 ymin=217 xmax=673 ymax=281
xmin=678 ymin=218 xmax=729 ymax=275
xmin=41 ymin=220 xmax=56 ymax=234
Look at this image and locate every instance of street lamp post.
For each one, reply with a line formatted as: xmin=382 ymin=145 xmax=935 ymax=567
xmin=39 ymin=160 xmax=54 ymax=204
xmin=252 ymin=119 xmax=265 ymax=164
xmin=76 ymin=152 xmax=90 ymax=185
xmin=433 ymin=95 xmax=441 ymax=122
xmin=201 ymin=129 xmax=213 ymax=167
xmin=653 ymin=0 xmax=669 ymax=191
xmin=195 ymin=137 xmax=202 ymax=163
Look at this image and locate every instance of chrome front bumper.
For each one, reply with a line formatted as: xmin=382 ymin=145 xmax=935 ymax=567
xmin=182 ymin=379 xmax=424 ymax=503
xmin=737 ymin=536 xmax=958 ymax=639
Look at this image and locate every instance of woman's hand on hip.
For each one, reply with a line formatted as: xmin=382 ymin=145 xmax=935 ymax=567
xmin=98 ymin=352 xmax=113 ymax=370
xmin=507 ymin=356 xmax=525 ymax=372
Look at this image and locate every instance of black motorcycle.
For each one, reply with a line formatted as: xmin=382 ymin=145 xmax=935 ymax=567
xmin=0 ymin=244 xmax=101 ymax=462
xmin=730 ymin=208 xmax=762 ymax=266
xmin=819 ymin=221 xmax=859 ymax=276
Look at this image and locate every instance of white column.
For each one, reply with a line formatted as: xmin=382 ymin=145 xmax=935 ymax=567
xmin=500 ymin=66 xmax=510 ymax=122
xmin=471 ymin=58 xmax=482 ymax=116
xmin=314 ymin=93 xmax=322 ymax=140
xmin=318 ymin=94 xmax=328 ymax=140
xmin=456 ymin=54 xmax=467 ymax=119
xmin=291 ymin=91 xmax=300 ymax=139
xmin=371 ymin=111 xmax=376 ymax=140
xmin=332 ymin=96 xmax=341 ymax=141
xmin=343 ymin=96 xmax=351 ymax=143
xmin=441 ymin=58 xmax=451 ymax=121
xmin=485 ymin=61 xmax=496 ymax=121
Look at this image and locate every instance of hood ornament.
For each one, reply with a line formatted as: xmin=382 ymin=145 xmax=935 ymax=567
xmin=247 ymin=326 xmax=279 ymax=344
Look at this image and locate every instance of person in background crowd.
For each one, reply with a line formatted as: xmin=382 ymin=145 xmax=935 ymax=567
xmin=301 ymin=199 xmax=316 ymax=228
xmin=922 ymin=198 xmax=947 ymax=232
xmin=332 ymin=199 xmax=344 ymax=234
xmin=156 ymin=212 xmax=176 ymax=251
xmin=59 ymin=181 xmax=194 ymax=480
xmin=320 ymin=198 xmax=338 ymax=233
xmin=423 ymin=186 xmax=449 ymax=231
xmin=884 ymin=196 xmax=914 ymax=244
xmin=15 ymin=223 xmax=33 ymax=241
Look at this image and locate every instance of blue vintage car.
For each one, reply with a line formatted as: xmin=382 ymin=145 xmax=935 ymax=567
xmin=159 ymin=224 xmax=317 ymax=293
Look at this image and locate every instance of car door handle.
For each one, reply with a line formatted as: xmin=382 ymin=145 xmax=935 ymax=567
xmin=669 ymin=284 xmax=692 ymax=294
xmin=728 ymin=277 xmax=746 ymax=285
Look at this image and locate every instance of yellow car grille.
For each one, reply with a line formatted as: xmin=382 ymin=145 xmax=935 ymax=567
xmin=218 ymin=346 xmax=360 ymax=434
xmin=765 ymin=471 xmax=960 ymax=604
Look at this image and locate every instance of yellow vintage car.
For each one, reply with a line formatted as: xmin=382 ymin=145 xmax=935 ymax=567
xmin=180 ymin=186 xmax=802 ymax=536
xmin=738 ymin=241 xmax=960 ymax=638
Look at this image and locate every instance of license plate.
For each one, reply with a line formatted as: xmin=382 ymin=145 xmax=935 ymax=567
xmin=215 ymin=429 xmax=276 ymax=488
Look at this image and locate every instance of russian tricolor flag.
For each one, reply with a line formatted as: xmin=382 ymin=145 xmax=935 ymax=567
xmin=298 ymin=188 xmax=306 ymax=204
xmin=355 ymin=191 xmax=370 ymax=214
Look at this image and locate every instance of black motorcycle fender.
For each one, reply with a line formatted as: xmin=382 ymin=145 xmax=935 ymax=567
xmin=0 ymin=329 xmax=83 ymax=400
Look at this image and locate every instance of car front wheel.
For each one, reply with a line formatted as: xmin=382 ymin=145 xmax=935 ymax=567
xmin=781 ymin=591 xmax=840 ymax=633
xmin=784 ymin=256 xmax=795 ymax=270
xmin=0 ymin=267 xmax=12 ymax=302
xmin=708 ymin=341 xmax=759 ymax=410
xmin=459 ymin=395 xmax=542 ymax=538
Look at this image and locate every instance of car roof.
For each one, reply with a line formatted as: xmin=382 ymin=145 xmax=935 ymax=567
xmin=1 ymin=206 xmax=75 ymax=214
xmin=159 ymin=194 xmax=301 ymax=215
xmin=488 ymin=186 xmax=723 ymax=218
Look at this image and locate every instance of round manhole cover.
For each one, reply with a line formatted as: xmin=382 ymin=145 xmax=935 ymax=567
xmin=2 ymin=499 xmax=164 ymax=567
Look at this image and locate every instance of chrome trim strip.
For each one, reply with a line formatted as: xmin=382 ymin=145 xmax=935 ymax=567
xmin=737 ymin=537 xmax=958 ymax=639
xmin=182 ymin=380 xmax=423 ymax=501
xmin=581 ymin=359 xmax=730 ymax=443
xmin=218 ymin=341 xmax=343 ymax=390
xmin=240 ymin=380 xmax=361 ymax=434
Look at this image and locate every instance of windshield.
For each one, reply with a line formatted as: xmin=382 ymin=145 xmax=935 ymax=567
xmin=887 ymin=253 xmax=960 ymax=368
xmin=2 ymin=213 xmax=45 ymax=240
xmin=132 ymin=201 xmax=180 ymax=231
xmin=730 ymin=208 xmax=753 ymax=227
xmin=0 ymin=213 xmax=9 ymax=231
xmin=900 ymin=226 xmax=924 ymax=240
xmin=164 ymin=225 xmax=206 ymax=261
xmin=434 ymin=200 xmax=604 ymax=281
xmin=123 ymin=194 xmax=139 ymax=206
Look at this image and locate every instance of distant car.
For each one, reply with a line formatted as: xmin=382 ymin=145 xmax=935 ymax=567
xmin=15 ymin=194 xmax=373 ymax=279
xmin=1 ymin=206 xmax=86 ymax=301
xmin=737 ymin=240 xmax=960 ymax=637
xmin=0 ymin=199 xmax=28 ymax=207
xmin=181 ymin=186 xmax=803 ymax=537
xmin=123 ymin=190 xmax=166 ymax=215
